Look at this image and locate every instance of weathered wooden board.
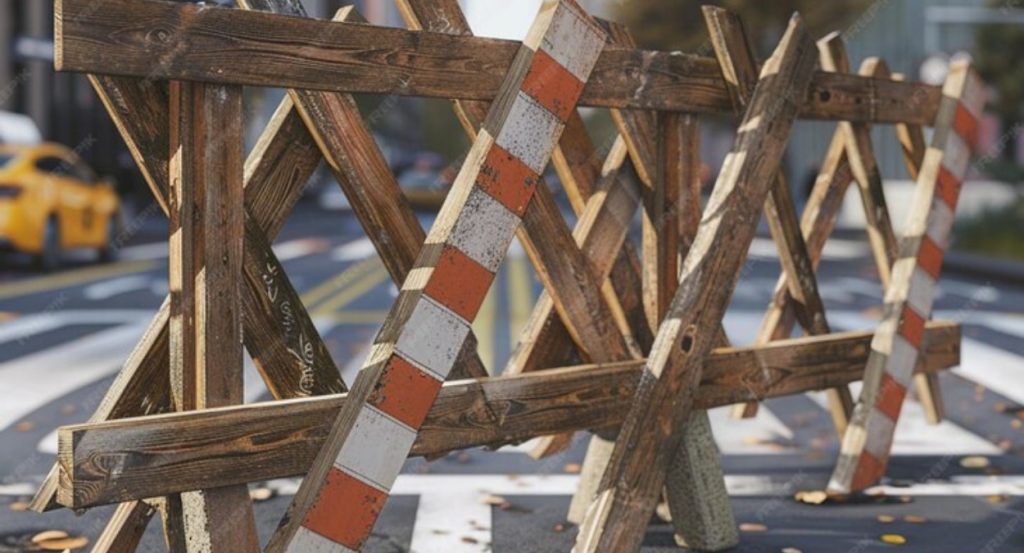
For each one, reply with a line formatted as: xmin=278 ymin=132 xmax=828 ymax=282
xmin=56 ymin=323 xmax=960 ymax=509
xmin=828 ymin=61 xmax=984 ymax=494
xmin=54 ymin=0 xmax=942 ymax=124
xmin=574 ymin=16 xmax=818 ymax=552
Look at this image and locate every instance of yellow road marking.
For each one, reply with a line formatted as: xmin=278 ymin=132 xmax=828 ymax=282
xmin=473 ymin=277 xmax=498 ymax=374
xmin=506 ymin=251 xmax=533 ymax=347
xmin=0 ymin=259 xmax=158 ymax=301
xmin=312 ymin=267 xmax=389 ymax=317
xmin=300 ymin=256 xmax=382 ymax=310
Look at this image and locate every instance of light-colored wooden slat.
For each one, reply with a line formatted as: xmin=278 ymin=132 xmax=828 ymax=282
xmin=573 ymin=17 xmax=818 ymax=551
xmin=90 ymin=501 xmax=155 ymax=553
xmin=164 ymin=80 xmax=259 ymax=553
xmin=704 ymin=7 xmax=852 ymax=435
xmin=262 ymin=3 xmax=607 ymax=550
xmin=828 ymin=61 xmax=984 ymax=494
xmin=819 ymin=33 xmax=899 ymax=288
xmin=54 ymin=0 xmax=944 ymax=124
xmin=56 ymin=322 xmax=961 ymax=509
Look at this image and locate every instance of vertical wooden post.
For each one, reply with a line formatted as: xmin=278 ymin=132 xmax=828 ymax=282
xmin=573 ymin=16 xmax=817 ymax=551
xmin=828 ymin=61 xmax=985 ymax=494
xmin=166 ymin=80 xmax=259 ymax=553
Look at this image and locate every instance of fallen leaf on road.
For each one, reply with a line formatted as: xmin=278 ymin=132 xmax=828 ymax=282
xmin=960 ymin=456 xmax=990 ymax=468
xmin=14 ymin=421 xmax=34 ymax=432
xmin=37 ymin=536 xmax=89 ymax=551
xmin=782 ymin=548 xmax=803 ymax=553
xmin=987 ymin=494 xmax=1008 ymax=504
xmin=249 ymin=487 xmax=273 ymax=501
xmin=880 ymin=534 xmax=906 ymax=545
xmin=553 ymin=523 xmax=565 ymax=532
xmin=32 ymin=531 xmax=68 ymax=544
xmin=904 ymin=515 xmax=926 ymax=523
xmin=794 ymin=490 xmax=827 ymax=505
xmin=739 ymin=523 xmax=767 ymax=532
xmin=8 ymin=501 xmax=29 ymax=511
xmin=460 ymin=536 xmax=479 ymax=544
xmin=563 ymin=463 xmax=581 ymax=474
xmin=877 ymin=515 xmax=895 ymax=523
xmin=481 ymin=494 xmax=506 ymax=506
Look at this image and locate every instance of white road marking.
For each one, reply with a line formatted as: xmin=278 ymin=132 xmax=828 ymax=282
xmin=273 ymin=238 xmax=330 ymax=262
xmin=0 ymin=310 xmax=151 ymax=345
xmin=331 ymin=237 xmax=376 ymax=261
xmin=747 ymin=236 xmax=869 ymax=261
xmin=117 ymin=242 xmax=168 ymax=261
xmin=0 ymin=321 xmax=148 ymax=432
xmin=83 ymin=275 xmax=153 ymax=300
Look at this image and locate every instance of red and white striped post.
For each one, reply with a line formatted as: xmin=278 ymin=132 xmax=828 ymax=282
xmin=828 ymin=59 xmax=985 ymax=494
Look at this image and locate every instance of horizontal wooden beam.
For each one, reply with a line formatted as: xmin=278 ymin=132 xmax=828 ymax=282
xmin=54 ymin=0 xmax=941 ymax=125
xmin=57 ymin=322 xmax=959 ymax=509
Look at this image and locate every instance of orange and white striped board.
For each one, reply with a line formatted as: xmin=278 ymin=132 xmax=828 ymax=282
xmin=264 ymin=2 xmax=606 ymax=552
xmin=828 ymin=60 xmax=985 ymax=495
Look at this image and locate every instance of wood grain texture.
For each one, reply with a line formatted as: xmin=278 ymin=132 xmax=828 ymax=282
xmin=54 ymin=0 xmax=942 ymax=124
xmin=704 ymin=6 xmax=850 ymax=434
xmin=56 ymin=323 xmax=960 ymax=508
xmin=91 ymin=501 xmax=156 ymax=553
xmin=164 ymin=80 xmax=259 ymax=553
xmin=819 ymin=34 xmax=899 ymax=288
xmin=573 ymin=17 xmax=819 ymax=552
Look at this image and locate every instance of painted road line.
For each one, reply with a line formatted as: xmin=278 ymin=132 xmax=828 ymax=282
xmin=506 ymin=245 xmax=533 ymax=350
xmin=83 ymin=275 xmax=153 ymax=300
xmin=0 ymin=321 xmax=149 ymax=431
xmin=0 ymin=259 xmax=158 ymax=301
xmin=312 ymin=267 xmax=390 ymax=318
xmin=331 ymin=237 xmax=377 ymax=261
xmin=0 ymin=310 xmax=152 ymax=345
xmin=300 ymin=256 xmax=383 ymax=309
xmin=273 ymin=237 xmax=331 ymax=261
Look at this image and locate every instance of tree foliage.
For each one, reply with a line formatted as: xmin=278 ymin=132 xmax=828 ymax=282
xmin=973 ymin=22 xmax=1024 ymax=125
xmin=613 ymin=0 xmax=875 ymax=55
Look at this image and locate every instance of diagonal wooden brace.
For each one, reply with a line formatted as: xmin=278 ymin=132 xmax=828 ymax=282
xmin=574 ymin=16 xmax=818 ymax=552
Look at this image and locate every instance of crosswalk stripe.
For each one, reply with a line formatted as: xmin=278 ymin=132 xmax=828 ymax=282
xmin=0 ymin=321 xmax=148 ymax=431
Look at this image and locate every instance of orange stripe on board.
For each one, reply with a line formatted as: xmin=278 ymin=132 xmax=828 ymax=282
xmin=876 ymin=373 xmax=907 ymax=421
xmin=850 ymin=450 xmax=886 ymax=491
xmin=476 ymin=145 xmax=539 ymax=217
xmin=303 ymin=468 xmax=386 ymax=549
xmin=953 ymin=103 xmax=980 ymax=148
xmin=520 ymin=48 xmax=585 ymax=122
xmin=368 ymin=355 xmax=444 ymax=429
xmin=898 ymin=306 xmax=927 ymax=348
xmin=935 ymin=166 xmax=961 ymax=211
xmin=917 ymin=236 xmax=944 ymax=280
xmin=423 ymin=245 xmax=495 ymax=321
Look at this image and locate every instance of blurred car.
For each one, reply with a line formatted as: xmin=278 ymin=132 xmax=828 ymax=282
xmin=0 ymin=143 xmax=121 ymax=270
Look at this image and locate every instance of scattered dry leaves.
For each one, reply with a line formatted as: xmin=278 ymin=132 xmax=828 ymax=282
xmin=739 ymin=522 xmax=767 ymax=532
xmin=794 ymin=490 xmax=828 ymax=505
xmin=32 ymin=531 xmax=68 ymax=544
xmin=37 ymin=536 xmax=88 ymax=551
xmin=880 ymin=534 xmax=907 ymax=545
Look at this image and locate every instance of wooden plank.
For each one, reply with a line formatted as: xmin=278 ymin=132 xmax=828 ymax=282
xmin=54 ymin=0 xmax=942 ymax=125
xmin=818 ymin=34 xmax=899 ymax=287
xmin=56 ymin=322 xmax=961 ymax=509
xmin=828 ymin=61 xmax=985 ymax=494
xmin=396 ymin=0 xmax=641 ymax=402
xmin=573 ymin=17 xmax=818 ymax=551
xmin=237 ymin=0 xmax=487 ymax=381
xmin=261 ymin=3 xmax=607 ymax=551
xmin=164 ymin=80 xmax=259 ymax=553
xmin=889 ymin=70 xmax=945 ymax=425
xmin=704 ymin=7 xmax=851 ymax=434
xmin=30 ymin=76 xmax=340 ymax=513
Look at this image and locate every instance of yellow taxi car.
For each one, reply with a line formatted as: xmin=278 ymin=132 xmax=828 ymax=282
xmin=0 ymin=143 xmax=121 ymax=270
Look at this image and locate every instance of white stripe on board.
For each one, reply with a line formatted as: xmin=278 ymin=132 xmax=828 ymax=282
xmin=287 ymin=526 xmax=356 ymax=553
xmin=537 ymin=2 xmax=604 ymax=82
xmin=394 ymin=297 xmax=470 ymax=380
xmin=334 ymin=405 xmax=418 ymax=491
xmin=447 ymin=187 xmax=521 ymax=273
xmin=494 ymin=92 xmax=564 ymax=174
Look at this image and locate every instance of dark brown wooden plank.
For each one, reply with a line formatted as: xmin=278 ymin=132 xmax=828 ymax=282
xmin=705 ymin=6 xmax=851 ymax=432
xmin=574 ymin=17 xmax=819 ymax=551
xmin=56 ymin=323 xmax=960 ymax=509
xmin=164 ymin=80 xmax=259 ymax=553
xmin=54 ymin=0 xmax=942 ymax=125
xmin=91 ymin=501 xmax=155 ymax=553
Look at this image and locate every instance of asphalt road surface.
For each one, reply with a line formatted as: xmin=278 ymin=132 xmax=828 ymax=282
xmin=1 ymin=202 xmax=1023 ymax=552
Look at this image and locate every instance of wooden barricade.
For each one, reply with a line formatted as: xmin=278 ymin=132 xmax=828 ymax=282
xmin=33 ymin=0 xmax=985 ymax=551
